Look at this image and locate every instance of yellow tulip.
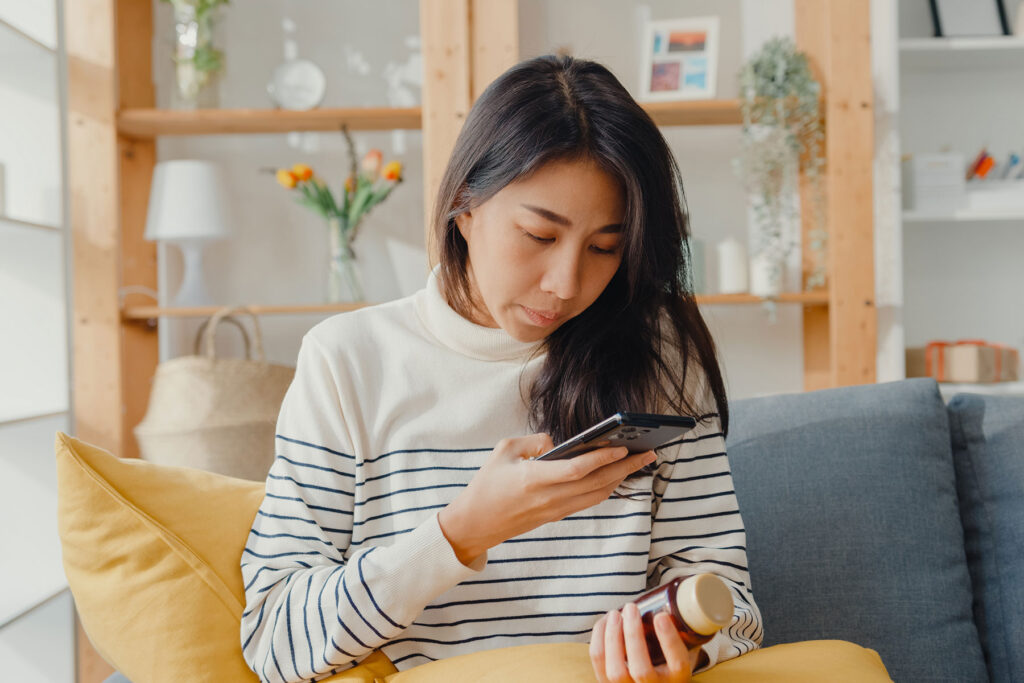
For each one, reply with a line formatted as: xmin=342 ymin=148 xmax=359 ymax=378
xmin=382 ymin=160 xmax=403 ymax=182
xmin=291 ymin=163 xmax=313 ymax=181
xmin=276 ymin=169 xmax=298 ymax=189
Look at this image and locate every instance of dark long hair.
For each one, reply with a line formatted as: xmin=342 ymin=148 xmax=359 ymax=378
xmin=432 ymin=55 xmax=729 ymax=442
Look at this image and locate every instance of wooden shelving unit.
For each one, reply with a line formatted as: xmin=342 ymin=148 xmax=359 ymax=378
xmin=66 ymin=3 xmax=875 ymax=679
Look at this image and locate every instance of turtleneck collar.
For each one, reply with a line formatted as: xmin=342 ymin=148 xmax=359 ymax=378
xmin=414 ymin=266 xmax=545 ymax=362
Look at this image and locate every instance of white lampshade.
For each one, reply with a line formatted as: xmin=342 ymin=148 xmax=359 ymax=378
xmin=144 ymin=160 xmax=232 ymax=241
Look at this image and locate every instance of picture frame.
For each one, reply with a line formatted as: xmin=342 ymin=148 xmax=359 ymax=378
xmin=929 ymin=0 xmax=1011 ymax=37
xmin=639 ymin=16 xmax=719 ymax=102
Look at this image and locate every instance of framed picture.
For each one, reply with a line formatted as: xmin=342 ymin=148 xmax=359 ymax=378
xmin=639 ymin=16 xmax=719 ymax=102
xmin=929 ymin=0 xmax=1011 ymax=37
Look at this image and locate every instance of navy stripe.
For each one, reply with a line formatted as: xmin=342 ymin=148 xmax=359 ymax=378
xmin=356 ymin=482 xmax=466 ymax=505
xmin=660 ymin=451 xmax=728 ymax=468
xmin=243 ymin=547 xmax=327 ymax=560
xmin=358 ymin=550 xmax=403 ymax=630
xmin=277 ymin=454 xmax=355 ymax=479
xmin=256 ymin=509 xmax=350 ymax=536
xmin=353 ymin=527 xmax=414 ymax=544
xmin=390 ymin=652 xmax=438 ymax=666
xmin=660 ymin=431 xmax=725 ymax=451
xmin=388 ymin=628 xmax=593 ymax=648
xmin=353 ymin=503 xmax=447 ymax=527
xmin=504 ymin=531 xmax=649 ymax=543
xmin=359 ymin=465 xmax=478 ymax=485
xmin=563 ymin=510 xmax=651 ymax=522
xmin=652 ymin=528 xmax=745 ymax=543
xmin=249 ymin=527 xmax=335 ymax=548
xmin=243 ymin=564 xmax=291 ymax=592
xmin=342 ymin=571 xmax=386 ymax=640
xmin=277 ymin=434 xmax=355 ymax=460
xmin=656 ymin=470 xmax=730 ymax=485
xmin=461 ymin=570 xmax=646 ymax=586
xmin=268 ymin=599 xmax=288 ymax=683
xmin=425 ymin=590 xmax=636 ymax=610
xmin=361 ymin=446 xmax=489 ymax=465
xmin=415 ymin=610 xmax=606 ymax=629
xmin=303 ymin=574 xmax=315 ymax=676
xmin=264 ymin=491 xmax=354 ymax=516
xmin=242 ymin=598 xmax=266 ymax=652
xmin=333 ymin=571 xmax=370 ymax=650
xmin=489 ymin=550 xmax=649 ymax=564
xmin=661 ymin=489 xmax=734 ymax=504
xmin=269 ymin=472 xmax=355 ymax=497
xmin=655 ymin=509 xmax=740 ymax=523
xmin=285 ymin=581 xmax=300 ymax=679
xmin=316 ymin=569 xmax=332 ymax=668
xmin=667 ymin=552 xmax=748 ymax=573
xmin=330 ymin=636 xmax=357 ymax=659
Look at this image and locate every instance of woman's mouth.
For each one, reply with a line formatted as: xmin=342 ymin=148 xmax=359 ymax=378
xmin=521 ymin=305 xmax=562 ymax=327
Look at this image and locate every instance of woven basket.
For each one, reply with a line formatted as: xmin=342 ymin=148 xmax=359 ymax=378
xmin=133 ymin=306 xmax=295 ymax=481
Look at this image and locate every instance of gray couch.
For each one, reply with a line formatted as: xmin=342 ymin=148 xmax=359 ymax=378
xmin=728 ymin=378 xmax=1022 ymax=682
xmin=105 ymin=378 xmax=1022 ymax=683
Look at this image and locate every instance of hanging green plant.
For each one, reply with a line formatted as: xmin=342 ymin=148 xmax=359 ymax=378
xmin=733 ymin=37 xmax=827 ymax=290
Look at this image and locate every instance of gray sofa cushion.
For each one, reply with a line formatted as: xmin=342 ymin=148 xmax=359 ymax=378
xmin=948 ymin=393 xmax=1024 ymax=683
xmin=727 ymin=378 xmax=986 ymax=682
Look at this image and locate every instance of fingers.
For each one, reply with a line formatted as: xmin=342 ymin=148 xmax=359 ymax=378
xmin=603 ymin=610 xmax=631 ymax=682
xmin=622 ymin=603 xmax=658 ymax=683
xmin=653 ymin=612 xmax=692 ymax=681
xmin=589 ymin=614 xmax=611 ymax=683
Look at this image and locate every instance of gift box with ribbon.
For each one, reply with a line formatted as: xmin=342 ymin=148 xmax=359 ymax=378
xmin=906 ymin=340 xmax=1020 ymax=383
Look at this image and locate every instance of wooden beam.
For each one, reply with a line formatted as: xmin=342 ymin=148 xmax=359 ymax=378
xmin=66 ymin=0 xmax=121 ymax=678
xmin=796 ymin=0 xmax=877 ymax=387
xmin=470 ymin=0 xmax=519 ymax=100
xmin=117 ymin=0 xmax=158 ymax=463
xmin=420 ymin=0 xmax=473 ymax=263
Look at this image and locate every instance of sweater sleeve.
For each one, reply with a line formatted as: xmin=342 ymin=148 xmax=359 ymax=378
xmin=647 ymin=401 xmax=763 ymax=673
xmin=240 ymin=333 xmax=485 ymax=683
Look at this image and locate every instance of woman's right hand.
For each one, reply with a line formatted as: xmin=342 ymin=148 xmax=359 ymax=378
xmin=438 ymin=432 xmax=656 ymax=566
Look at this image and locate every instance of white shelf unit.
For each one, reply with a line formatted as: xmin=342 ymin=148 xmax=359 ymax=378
xmin=899 ymin=36 xmax=1024 ymax=69
xmin=894 ymin=5 xmax=1024 ymax=382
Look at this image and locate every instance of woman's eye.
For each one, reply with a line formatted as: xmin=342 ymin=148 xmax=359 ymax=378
xmin=521 ymin=229 xmax=554 ymax=244
xmin=590 ymin=245 xmax=619 ymax=255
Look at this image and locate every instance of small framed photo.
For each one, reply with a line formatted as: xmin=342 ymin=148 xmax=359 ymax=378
xmin=639 ymin=16 xmax=719 ymax=102
xmin=929 ymin=0 xmax=1011 ymax=37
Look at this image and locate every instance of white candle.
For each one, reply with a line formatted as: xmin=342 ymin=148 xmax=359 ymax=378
xmin=717 ymin=238 xmax=748 ymax=294
xmin=749 ymin=252 xmax=783 ymax=297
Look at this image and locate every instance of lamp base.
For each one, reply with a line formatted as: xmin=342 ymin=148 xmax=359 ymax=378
xmin=172 ymin=239 xmax=214 ymax=307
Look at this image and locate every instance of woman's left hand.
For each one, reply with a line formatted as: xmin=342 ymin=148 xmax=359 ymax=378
xmin=589 ymin=602 xmax=703 ymax=683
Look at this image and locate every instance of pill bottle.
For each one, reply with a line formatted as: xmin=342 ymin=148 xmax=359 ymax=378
xmin=633 ymin=573 xmax=733 ymax=666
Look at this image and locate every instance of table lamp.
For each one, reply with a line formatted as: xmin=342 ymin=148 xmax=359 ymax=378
xmin=144 ymin=160 xmax=232 ymax=306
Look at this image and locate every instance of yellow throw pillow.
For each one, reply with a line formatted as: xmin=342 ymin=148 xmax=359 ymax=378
xmin=54 ymin=432 xmax=396 ymax=683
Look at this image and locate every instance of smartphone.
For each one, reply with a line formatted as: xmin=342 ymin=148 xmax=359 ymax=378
xmin=533 ymin=412 xmax=698 ymax=461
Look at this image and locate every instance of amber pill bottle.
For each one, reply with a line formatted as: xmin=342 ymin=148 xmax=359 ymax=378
xmin=632 ymin=573 xmax=734 ymax=667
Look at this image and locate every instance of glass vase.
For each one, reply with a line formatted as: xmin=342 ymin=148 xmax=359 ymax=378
xmin=171 ymin=3 xmax=223 ymax=109
xmin=327 ymin=217 xmax=365 ymax=303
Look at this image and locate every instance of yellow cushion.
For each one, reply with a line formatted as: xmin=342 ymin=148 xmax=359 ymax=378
xmin=383 ymin=640 xmax=892 ymax=683
xmin=54 ymin=432 xmax=396 ymax=683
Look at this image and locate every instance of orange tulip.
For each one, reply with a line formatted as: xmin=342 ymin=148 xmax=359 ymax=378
xmin=291 ymin=163 xmax=313 ymax=181
xmin=382 ymin=160 xmax=403 ymax=182
xmin=276 ymin=169 xmax=298 ymax=189
xmin=361 ymin=149 xmax=383 ymax=177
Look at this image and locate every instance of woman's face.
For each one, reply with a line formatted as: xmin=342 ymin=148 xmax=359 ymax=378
xmin=454 ymin=157 xmax=626 ymax=342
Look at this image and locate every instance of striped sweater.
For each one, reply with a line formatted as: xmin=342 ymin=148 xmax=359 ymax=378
xmin=240 ymin=270 xmax=763 ymax=682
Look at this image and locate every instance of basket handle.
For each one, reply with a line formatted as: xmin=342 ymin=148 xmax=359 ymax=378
xmin=197 ymin=306 xmax=266 ymax=362
xmin=193 ymin=315 xmax=251 ymax=359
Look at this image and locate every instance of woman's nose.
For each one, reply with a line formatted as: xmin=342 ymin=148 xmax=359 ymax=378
xmin=539 ymin=251 xmax=582 ymax=301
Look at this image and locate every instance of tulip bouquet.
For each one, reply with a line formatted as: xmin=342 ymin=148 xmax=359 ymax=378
xmin=269 ymin=127 xmax=404 ymax=302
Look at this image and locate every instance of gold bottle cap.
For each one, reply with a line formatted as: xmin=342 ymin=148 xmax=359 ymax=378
xmin=674 ymin=574 xmax=734 ymax=636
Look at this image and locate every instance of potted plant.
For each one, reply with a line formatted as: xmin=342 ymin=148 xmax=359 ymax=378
xmin=733 ymin=37 xmax=826 ymax=295
xmin=161 ymin=0 xmax=229 ymax=108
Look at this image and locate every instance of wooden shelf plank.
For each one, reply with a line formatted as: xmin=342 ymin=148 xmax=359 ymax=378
xmin=641 ymin=99 xmax=743 ymax=127
xmin=115 ymin=100 xmax=748 ymax=138
xmin=121 ymin=292 xmax=829 ymax=321
xmin=117 ymin=106 xmax=422 ymax=137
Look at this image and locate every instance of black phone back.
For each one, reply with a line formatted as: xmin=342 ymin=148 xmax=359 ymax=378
xmin=535 ymin=412 xmax=698 ymax=461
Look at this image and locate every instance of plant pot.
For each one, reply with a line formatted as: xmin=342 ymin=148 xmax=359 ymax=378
xmin=327 ymin=217 xmax=364 ymax=303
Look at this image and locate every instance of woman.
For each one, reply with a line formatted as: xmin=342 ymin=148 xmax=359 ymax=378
xmin=241 ymin=55 xmax=762 ymax=683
